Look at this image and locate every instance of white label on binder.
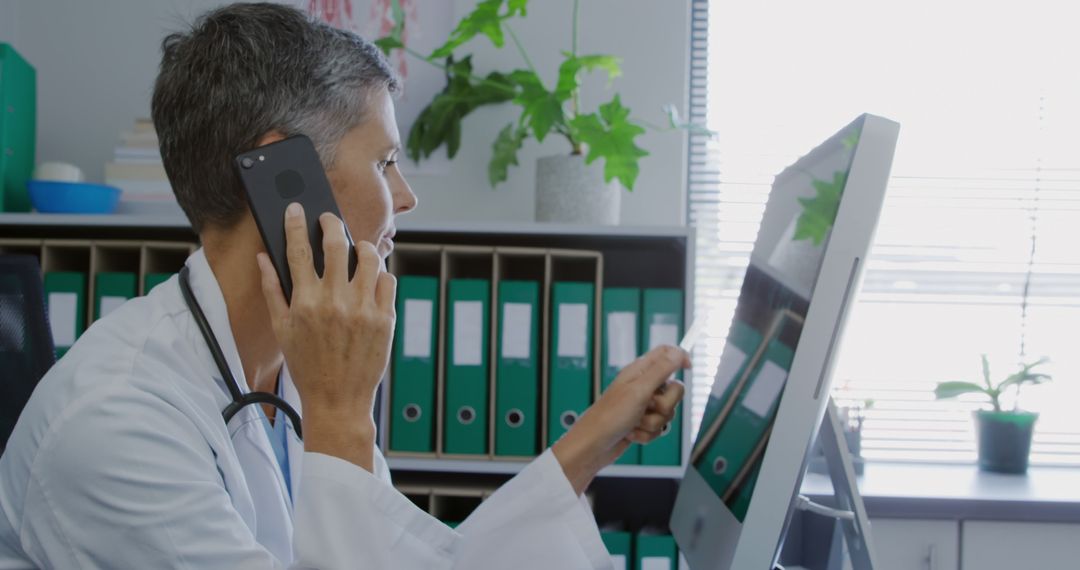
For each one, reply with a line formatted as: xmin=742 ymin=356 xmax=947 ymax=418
xmin=48 ymin=292 xmax=77 ymax=346
xmin=740 ymin=360 xmax=788 ymax=418
xmin=610 ymin=554 xmax=627 ymax=570
xmin=642 ymin=557 xmax=671 ymax=570
xmin=649 ymin=321 xmax=679 ymax=350
xmin=403 ymin=299 xmax=433 ymax=358
xmin=606 ymin=311 xmax=637 ymax=368
xmin=711 ymin=345 xmax=748 ymax=397
xmin=557 ymin=303 xmax=589 ymax=358
xmin=100 ymin=296 xmax=126 ymax=318
xmin=501 ymin=302 xmax=532 ymax=360
xmin=453 ymin=301 xmax=483 ymax=366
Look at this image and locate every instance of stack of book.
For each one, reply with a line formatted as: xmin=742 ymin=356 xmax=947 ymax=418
xmin=105 ymin=118 xmax=179 ymax=214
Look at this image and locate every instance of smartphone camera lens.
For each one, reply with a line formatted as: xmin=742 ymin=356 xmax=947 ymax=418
xmin=240 ymin=157 xmax=255 ymax=169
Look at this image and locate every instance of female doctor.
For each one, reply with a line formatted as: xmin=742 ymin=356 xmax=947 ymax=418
xmin=0 ymin=3 xmax=688 ymax=569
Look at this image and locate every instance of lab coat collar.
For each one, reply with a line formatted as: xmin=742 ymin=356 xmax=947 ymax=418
xmin=183 ymin=248 xmax=296 ymax=513
xmin=280 ymin=367 xmax=304 ymax=497
xmin=183 ymin=248 xmax=252 ymax=403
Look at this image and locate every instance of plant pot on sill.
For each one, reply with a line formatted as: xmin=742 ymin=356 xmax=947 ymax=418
xmin=535 ymin=154 xmax=621 ymax=225
xmin=974 ymin=409 xmax=1038 ymax=474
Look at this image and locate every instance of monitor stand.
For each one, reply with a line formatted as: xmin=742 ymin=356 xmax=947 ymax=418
xmin=776 ymin=399 xmax=877 ymax=570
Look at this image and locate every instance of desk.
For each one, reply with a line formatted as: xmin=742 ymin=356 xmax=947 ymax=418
xmin=788 ymin=462 xmax=1080 ymax=569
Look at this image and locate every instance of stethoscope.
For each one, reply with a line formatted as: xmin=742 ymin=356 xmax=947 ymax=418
xmin=179 ymin=266 xmax=303 ymax=440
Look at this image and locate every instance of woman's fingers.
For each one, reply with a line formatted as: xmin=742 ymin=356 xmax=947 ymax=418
xmin=651 ymin=379 xmax=685 ymax=417
xmin=319 ymin=212 xmax=349 ymax=287
xmin=351 ymin=241 xmax=382 ymax=300
xmin=613 ymin=345 xmax=690 ymax=392
xmin=631 ymin=346 xmax=690 ymax=395
xmin=283 ymin=203 xmax=316 ymax=295
xmin=375 ymin=271 xmax=397 ymax=314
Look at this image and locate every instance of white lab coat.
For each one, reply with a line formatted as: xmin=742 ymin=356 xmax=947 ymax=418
xmin=0 ymin=249 xmax=612 ymax=569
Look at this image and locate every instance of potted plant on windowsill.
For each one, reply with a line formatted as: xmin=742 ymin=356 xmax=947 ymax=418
xmin=934 ymin=355 xmax=1051 ymax=474
xmin=375 ymin=0 xmax=706 ymax=224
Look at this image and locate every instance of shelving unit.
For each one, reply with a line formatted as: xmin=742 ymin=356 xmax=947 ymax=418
xmin=0 ymin=212 xmax=696 ymax=532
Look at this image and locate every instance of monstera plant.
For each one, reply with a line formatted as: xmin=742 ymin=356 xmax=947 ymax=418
xmin=375 ymin=0 xmax=701 ymax=223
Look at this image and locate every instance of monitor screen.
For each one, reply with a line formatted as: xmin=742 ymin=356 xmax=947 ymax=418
xmin=688 ymin=122 xmax=863 ymax=522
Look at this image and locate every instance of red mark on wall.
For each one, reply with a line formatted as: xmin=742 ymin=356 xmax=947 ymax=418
xmin=369 ymin=0 xmax=418 ymax=83
xmin=308 ymin=0 xmax=357 ymax=32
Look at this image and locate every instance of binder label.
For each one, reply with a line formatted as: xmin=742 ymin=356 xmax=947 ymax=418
xmin=610 ymin=554 xmax=627 ymax=570
xmin=403 ymin=299 xmax=434 ymax=358
xmin=453 ymin=300 xmax=484 ymax=366
xmin=642 ymin=557 xmax=671 ymax=570
xmin=711 ymin=345 xmax=748 ymax=397
xmin=556 ymin=303 xmax=588 ymax=358
xmin=606 ymin=311 xmax=637 ymax=368
xmin=100 ymin=296 xmax=126 ymax=318
xmin=741 ymin=360 xmax=788 ymax=418
xmin=648 ymin=318 xmax=679 ymax=350
xmin=501 ymin=302 xmax=532 ymax=360
xmin=48 ymin=292 xmax=78 ymax=346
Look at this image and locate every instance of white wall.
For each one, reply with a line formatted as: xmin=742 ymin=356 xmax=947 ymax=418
xmin=404 ymin=0 xmax=690 ymax=226
xmin=0 ymin=2 xmax=18 ymax=46
xmin=6 ymin=0 xmax=690 ymax=226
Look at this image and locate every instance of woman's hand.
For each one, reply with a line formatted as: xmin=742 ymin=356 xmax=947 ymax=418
xmin=552 ymin=345 xmax=689 ymax=494
xmin=256 ymin=203 xmax=396 ymax=472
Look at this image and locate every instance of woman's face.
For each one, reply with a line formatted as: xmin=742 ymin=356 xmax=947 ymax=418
xmin=325 ymin=87 xmax=417 ymax=260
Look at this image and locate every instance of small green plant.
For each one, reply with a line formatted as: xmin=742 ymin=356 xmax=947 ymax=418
xmin=375 ymin=0 xmax=704 ymax=189
xmin=934 ymin=355 xmax=1051 ymax=413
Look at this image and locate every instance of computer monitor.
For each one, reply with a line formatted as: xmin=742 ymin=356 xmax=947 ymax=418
xmin=671 ymin=114 xmax=899 ymax=569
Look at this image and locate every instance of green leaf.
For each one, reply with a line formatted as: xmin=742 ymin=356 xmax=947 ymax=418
xmin=842 ymin=128 xmax=861 ymax=150
xmin=373 ymin=0 xmax=405 ymax=55
xmin=374 ymin=36 xmax=404 ymax=54
xmin=488 ymin=122 xmax=528 ymax=186
xmin=981 ymin=354 xmax=993 ymax=390
xmin=555 ymin=53 xmax=621 ymax=101
xmin=996 ymin=357 xmax=1053 ymax=393
xmin=793 ymin=171 xmax=846 ymax=245
xmin=569 ymin=94 xmax=649 ymax=190
xmin=663 ymin=104 xmax=718 ymax=138
xmin=934 ymin=381 xmax=991 ymax=401
xmin=507 ymin=0 xmax=528 ymax=16
xmin=431 ymin=0 xmax=529 ymax=58
xmin=405 ymin=56 xmax=516 ymax=162
xmin=509 ymin=70 xmax=564 ymax=142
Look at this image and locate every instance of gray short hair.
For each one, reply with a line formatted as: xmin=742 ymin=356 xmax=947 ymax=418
xmin=151 ymin=2 xmax=399 ymax=233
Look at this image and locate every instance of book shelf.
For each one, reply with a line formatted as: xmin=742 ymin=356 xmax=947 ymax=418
xmin=0 ymin=212 xmax=695 ymax=534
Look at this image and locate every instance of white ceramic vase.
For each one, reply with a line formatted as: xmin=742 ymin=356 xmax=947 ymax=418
xmin=534 ymin=154 xmax=620 ymax=225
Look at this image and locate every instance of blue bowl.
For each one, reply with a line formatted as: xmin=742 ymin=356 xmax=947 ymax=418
xmin=28 ymin=181 xmax=121 ymax=214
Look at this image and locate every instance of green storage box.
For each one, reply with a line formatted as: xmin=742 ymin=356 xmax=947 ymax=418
xmin=0 ymin=43 xmax=36 ymax=212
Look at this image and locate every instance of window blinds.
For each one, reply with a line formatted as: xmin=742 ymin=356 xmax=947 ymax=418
xmin=687 ymin=0 xmax=1080 ymax=465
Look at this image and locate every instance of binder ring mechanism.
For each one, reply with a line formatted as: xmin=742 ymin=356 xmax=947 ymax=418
xmin=505 ymin=409 xmax=525 ymax=428
xmin=403 ymin=403 xmax=422 ymax=423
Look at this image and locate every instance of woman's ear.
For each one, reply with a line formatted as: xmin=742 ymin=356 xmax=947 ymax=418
xmin=255 ymin=130 xmax=288 ymax=148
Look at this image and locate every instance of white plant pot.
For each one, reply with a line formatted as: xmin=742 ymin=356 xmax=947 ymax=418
xmin=534 ymin=154 xmax=621 ymax=225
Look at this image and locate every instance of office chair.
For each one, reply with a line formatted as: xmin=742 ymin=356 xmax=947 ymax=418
xmin=0 ymin=254 xmax=55 ymax=451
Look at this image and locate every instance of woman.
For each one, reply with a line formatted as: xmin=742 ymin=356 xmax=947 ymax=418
xmin=0 ymin=4 xmax=687 ymax=568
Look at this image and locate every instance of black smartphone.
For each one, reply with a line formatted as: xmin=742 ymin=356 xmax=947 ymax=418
xmin=235 ymin=134 xmax=358 ymax=301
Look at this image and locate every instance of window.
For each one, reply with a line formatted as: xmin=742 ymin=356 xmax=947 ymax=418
xmin=688 ymin=0 xmax=1080 ymax=465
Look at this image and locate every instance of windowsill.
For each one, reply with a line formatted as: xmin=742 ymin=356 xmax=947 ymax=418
xmin=799 ymin=461 xmax=1080 ymax=523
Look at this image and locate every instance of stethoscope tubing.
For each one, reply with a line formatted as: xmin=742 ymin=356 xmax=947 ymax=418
xmin=179 ymin=266 xmax=303 ymax=440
